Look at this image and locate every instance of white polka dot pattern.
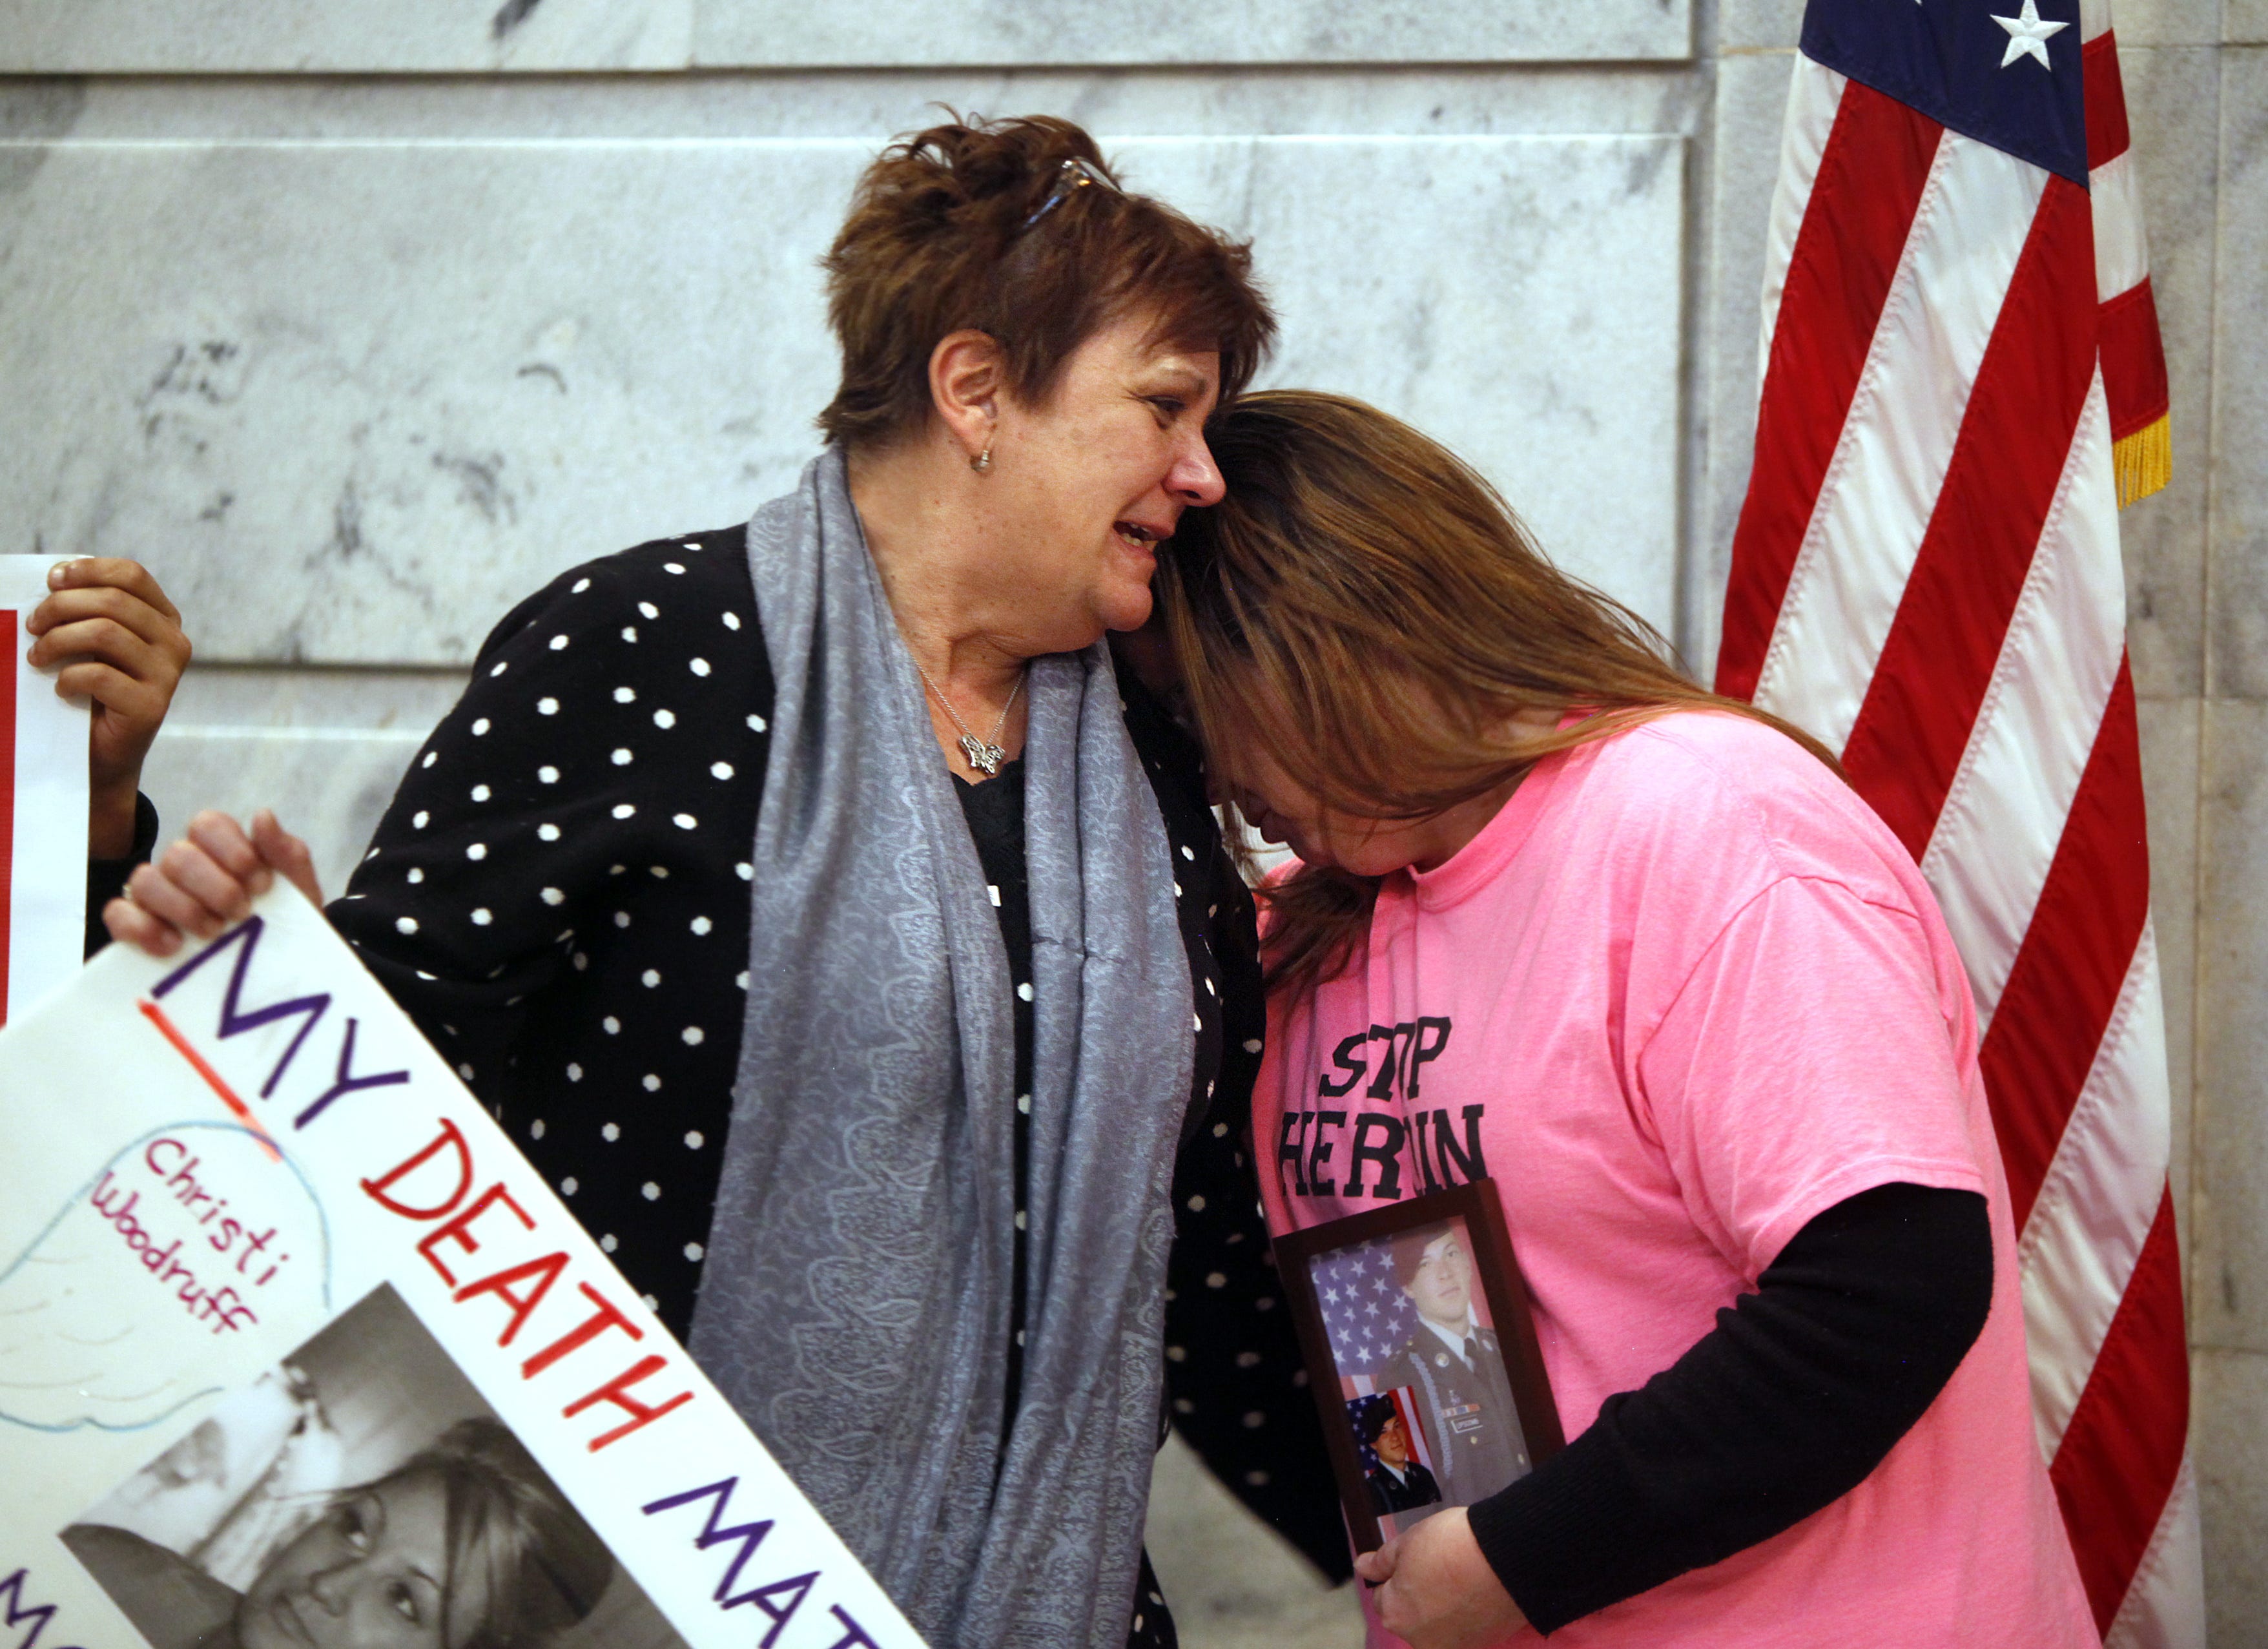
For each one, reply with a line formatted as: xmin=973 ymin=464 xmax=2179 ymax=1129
xmin=330 ymin=532 xmax=772 ymax=1346
xmin=321 ymin=528 xmax=1310 ymax=1619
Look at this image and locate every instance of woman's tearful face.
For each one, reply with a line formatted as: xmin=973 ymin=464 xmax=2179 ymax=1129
xmin=1223 ymin=739 xmax=1456 ymax=881
xmin=237 ymin=1471 xmax=486 ymax=1649
xmin=983 ymin=309 xmax=1225 ymax=649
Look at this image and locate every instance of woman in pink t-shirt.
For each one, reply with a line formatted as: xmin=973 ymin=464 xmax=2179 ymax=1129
xmin=1148 ymin=391 xmax=2095 ymax=1648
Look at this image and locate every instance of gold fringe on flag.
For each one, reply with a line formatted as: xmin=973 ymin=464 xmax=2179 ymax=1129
xmin=2114 ymin=412 xmax=2172 ymax=509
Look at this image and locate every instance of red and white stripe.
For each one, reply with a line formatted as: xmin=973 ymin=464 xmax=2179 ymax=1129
xmin=1718 ymin=12 xmax=2202 ymax=1644
xmin=2078 ymin=0 xmax=2175 ymax=504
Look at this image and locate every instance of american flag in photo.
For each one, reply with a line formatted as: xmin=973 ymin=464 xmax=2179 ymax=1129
xmin=1312 ymin=1236 xmax=1421 ymax=1380
xmin=1346 ymin=1389 xmax=1439 ymax=1479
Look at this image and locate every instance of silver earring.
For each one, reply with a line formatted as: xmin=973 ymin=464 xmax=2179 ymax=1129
xmin=970 ymin=444 xmax=993 ymax=474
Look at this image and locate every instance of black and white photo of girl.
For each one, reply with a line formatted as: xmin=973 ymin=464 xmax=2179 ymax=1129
xmin=61 ymin=1283 xmax=687 ymax=1649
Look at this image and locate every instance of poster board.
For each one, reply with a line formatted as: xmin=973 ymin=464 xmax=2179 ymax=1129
xmin=0 ymin=882 xmax=925 ymax=1649
xmin=0 ymin=555 xmax=90 ymax=1026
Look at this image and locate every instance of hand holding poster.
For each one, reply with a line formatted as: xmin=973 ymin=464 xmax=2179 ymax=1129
xmin=0 ymin=882 xmax=925 ymax=1649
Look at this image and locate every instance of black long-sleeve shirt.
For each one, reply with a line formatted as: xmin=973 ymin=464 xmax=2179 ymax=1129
xmin=1470 ymin=1181 xmax=1992 ymax=1632
xmin=85 ymin=792 xmax=161 ymax=957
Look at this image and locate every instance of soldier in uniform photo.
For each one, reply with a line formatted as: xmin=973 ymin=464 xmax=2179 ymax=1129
xmin=1370 ymin=1222 xmax=1529 ymax=1507
xmin=1356 ymin=1400 xmax=1443 ymax=1520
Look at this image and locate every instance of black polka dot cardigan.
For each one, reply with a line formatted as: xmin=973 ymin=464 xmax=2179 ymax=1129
xmin=326 ymin=530 xmax=1350 ymax=1604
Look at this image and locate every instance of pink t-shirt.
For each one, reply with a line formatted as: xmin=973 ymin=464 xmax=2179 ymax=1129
xmin=1253 ymin=712 xmax=2092 ymax=1648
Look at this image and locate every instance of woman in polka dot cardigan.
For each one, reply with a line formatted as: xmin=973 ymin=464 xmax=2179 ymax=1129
xmin=108 ymin=116 xmax=1345 ymax=1648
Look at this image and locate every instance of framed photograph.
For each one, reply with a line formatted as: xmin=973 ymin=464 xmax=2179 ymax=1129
xmin=1271 ymin=1180 xmax=1565 ymax=1554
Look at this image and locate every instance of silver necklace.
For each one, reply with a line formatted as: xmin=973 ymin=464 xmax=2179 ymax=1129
xmin=915 ymin=661 xmax=1026 ymax=777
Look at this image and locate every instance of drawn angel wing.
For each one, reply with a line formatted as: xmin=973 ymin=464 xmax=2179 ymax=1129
xmin=0 ymin=1123 xmax=329 ymax=1435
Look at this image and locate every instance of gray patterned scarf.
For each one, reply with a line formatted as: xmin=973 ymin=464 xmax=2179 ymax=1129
xmin=689 ymin=449 xmax=1195 ymax=1649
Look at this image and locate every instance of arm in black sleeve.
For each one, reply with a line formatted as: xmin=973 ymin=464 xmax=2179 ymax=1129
xmin=327 ymin=546 xmax=719 ymax=1101
xmin=1163 ymin=1128 xmax=1352 ymax=1586
xmin=1468 ymin=1181 xmax=1993 ymax=1634
xmin=1162 ymin=844 xmax=1354 ymax=1584
xmin=85 ymin=791 xmax=160 ymax=958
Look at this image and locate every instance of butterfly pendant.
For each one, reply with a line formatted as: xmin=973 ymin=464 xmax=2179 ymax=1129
xmin=960 ymin=734 xmax=1006 ymax=776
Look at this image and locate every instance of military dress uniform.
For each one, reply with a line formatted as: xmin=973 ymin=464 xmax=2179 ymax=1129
xmin=1372 ymin=1321 xmax=1530 ymax=1506
xmin=1366 ymin=1456 xmax=1443 ymax=1516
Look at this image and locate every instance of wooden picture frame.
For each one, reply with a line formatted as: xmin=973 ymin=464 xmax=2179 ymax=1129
xmin=1270 ymin=1179 xmax=1565 ymax=1554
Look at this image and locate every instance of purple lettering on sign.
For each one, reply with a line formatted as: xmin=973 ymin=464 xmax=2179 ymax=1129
xmin=292 ymin=1017 xmax=410 ymax=1130
xmin=640 ymin=1477 xmax=821 ymax=1642
xmin=151 ymin=917 xmax=332 ymax=1097
xmin=825 ymin=1605 xmax=883 ymax=1649
xmin=0 ymin=1566 xmax=85 ymax=1649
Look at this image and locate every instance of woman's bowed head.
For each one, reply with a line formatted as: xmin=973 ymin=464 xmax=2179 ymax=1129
xmin=1150 ymin=389 xmax=1835 ymax=995
xmin=67 ymin=1418 xmax=614 ymax=1649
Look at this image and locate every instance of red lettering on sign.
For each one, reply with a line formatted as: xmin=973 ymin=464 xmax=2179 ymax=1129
xmin=521 ymin=1282 xmax=643 ymax=1378
xmin=417 ymin=1183 xmax=535 ymax=1289
xmin=362 ymin=1119 xmax=473 ymax=1219
xmin=455 ymin=1251 xmax=568 ymax=1347
xmin=564 ymin=1355 xmax=694 ymax=1451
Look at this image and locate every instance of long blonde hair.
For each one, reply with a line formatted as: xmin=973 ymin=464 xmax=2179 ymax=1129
xmin=1152 ymin=391 xmax=1837 ymax=998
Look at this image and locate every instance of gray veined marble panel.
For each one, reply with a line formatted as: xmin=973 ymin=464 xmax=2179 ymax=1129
xmin=0 ymin=132 xmax=1687 ymax=663
xmin=2211 ymin=45 xmax=2268 ymax=698
xmin=1692 ymin=48 xmax=1797 ymax=683
xmin=2134 ymin=696 xmax=2199 ymax=1261
xmin=2107 ymin=0 xmax=2234 ymax=45
xmin=2198 ymin=1349 xmax=2268 ymax=1641
xmin=2 ymin=69 xmax=1707 ymax=146
xmin=2194 ymin=699 xmax=2268 ymax=1353
xmin=2117 ymin=45 xmax=2222 ymax=701
xmin=1128 ymin=136 xmax=1687 ymax=639
xmin=694 ymin=0 xmax=1692 ymax=68
xmin=1146 ymin=1435 xmax=1361 ymax=1648
xmin=138 ymin=669 xmax=473 ymax=896
xmin=0 ymin=0 xmax=1687 ymax=71
xmin=0 ymin=137 xmax=874 ymax=666
xmin=1717 ymin=0 xmax=1806 ymax=52
xmin=141 ymin=725 xmax=422 ymax=904
xmin=0 ymin=0 xmax=694 ymax=72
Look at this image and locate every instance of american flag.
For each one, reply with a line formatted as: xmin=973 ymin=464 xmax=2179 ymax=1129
xmin=1345 ymin=1391 xmax=1439 ymax=1480
xmin=1718 ymin=1 xmax=2199 ymax=1643
xmin=1313 ymin=1234 xmax=1425 ymax=1382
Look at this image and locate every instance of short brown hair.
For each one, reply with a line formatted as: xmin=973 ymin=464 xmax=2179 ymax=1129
xmin=1153 ymin=391 xmax=1842 ymax=998
xmin=817 ymin=114 xmax=1275 ymax=450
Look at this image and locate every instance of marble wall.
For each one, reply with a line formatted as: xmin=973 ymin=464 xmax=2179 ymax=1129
xmin=2 ymin=1 xmax=2261 ymax=1641
xmin=0 ymin=0 xmax=1690 ymax=71
xmin=2197 ymin=30 xmax=2268 ymax=1643
xmin=0 ymin=130 xmax=1682 ymax=663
